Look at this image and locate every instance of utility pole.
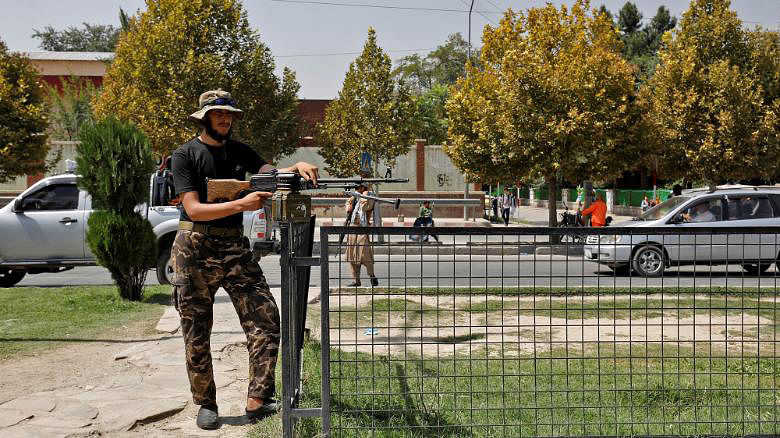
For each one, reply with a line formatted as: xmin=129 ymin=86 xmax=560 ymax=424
xmin=465 ymin=0 xmax=474 ymax=222
xmin=468 ymin=0 xmax=474 ymax=62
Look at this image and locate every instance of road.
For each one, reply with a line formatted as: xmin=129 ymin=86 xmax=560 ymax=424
xmin=14 ymin=254 xmax=780 ymax=289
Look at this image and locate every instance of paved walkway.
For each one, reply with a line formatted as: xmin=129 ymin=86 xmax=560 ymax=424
xmin=0 ymin=289 xmax=282 ymax=437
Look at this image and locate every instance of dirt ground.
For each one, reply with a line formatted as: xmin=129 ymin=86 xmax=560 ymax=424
xmin=0 ymin=315 xmax=255 ymax=437
xmin=314 ymin=293 xmax=777 ymax=358
xmin=0 ymin=316 xmax=160 ymax=406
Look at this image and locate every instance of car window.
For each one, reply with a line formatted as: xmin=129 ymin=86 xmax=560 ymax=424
xmin=727 ymin=195 xmax=773 ymax=220
xmin=22 ymin=184 xmax=79 ymax=211
xmin=682 ymin=198 xmax=722 ymax=223
xmin=639 ymin=196 xmax=690 ymax=220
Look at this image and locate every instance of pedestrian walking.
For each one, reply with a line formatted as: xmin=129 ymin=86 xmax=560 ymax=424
xmin=499 ymin=187 xmax=515 ymax=226
xmin=345 ymin=183 xmax=378 ymax=287
xmin=170 ymin=89 xmax=319 ymax=430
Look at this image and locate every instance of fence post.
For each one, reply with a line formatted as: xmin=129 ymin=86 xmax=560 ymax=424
xmin=279 ymin=221 xmax=294 ymax=437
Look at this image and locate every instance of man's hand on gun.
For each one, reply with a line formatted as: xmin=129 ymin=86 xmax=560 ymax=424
xmin=292 ymin=161 xmax=319 ymax=184
xmin=235 ymin=191 xmax=273 ymax=211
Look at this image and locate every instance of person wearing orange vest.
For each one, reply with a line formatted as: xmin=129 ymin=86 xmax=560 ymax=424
xmin=580 ymin=192 xmax=608 ymax=227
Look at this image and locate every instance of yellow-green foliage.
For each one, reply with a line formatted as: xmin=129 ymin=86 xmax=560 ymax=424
xmin=93 ymin=0 xmax=300 ymax=161
xmin=317 ymin=28 xmax=416 ymax=177
xmin=445 ymin=0 xmax=642 ymax=187
xmin=0 ymin=40 xmax=50 ymax=183
xmin=645 ymin=0 xmax=780 ymax=186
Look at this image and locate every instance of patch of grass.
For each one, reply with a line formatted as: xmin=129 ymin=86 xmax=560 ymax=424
xmin=292 ymin=341 xmax=780 ymax=437
xmin=333 ymin=286 xmax=779 ymax=298
xmin=0 ymin=285 xmax=171 ymax=360
xmin=369 ymin=298 xmax=435 ymax=313
xmin=433 ymin=333 xmax=485 ymax=343
xmin=460 ymin=299 xmax=507 ymax=312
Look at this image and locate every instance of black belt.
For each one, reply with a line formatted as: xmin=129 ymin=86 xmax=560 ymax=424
xmin=179 ymin=221 xmax=242 ymax=237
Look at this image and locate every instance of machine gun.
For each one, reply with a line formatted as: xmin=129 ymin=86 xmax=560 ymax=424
xmin=206 ymin=172 xmax=407 ymax=222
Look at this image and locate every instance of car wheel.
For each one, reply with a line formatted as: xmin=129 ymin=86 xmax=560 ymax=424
xmin=0 ymin=269 xmax=26 ymax=287
xmin=156 ymin=247 xmax=173 ymax=285
xmin=632 ymin=245 xmax=665 ymax=277
xmin=741 ymin=263 xmax=771 ymax=276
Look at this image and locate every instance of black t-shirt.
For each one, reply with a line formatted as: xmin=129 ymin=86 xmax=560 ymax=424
xmin=171 ymin=137 xmax=267 ymax=228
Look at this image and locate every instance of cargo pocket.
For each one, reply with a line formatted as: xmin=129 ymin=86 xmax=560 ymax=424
xmin=170 ymin=272 xmax=187 ymax=314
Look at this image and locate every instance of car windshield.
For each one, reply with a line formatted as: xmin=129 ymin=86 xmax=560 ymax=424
xmin=638 ymin=196 xmax=690 ymax=220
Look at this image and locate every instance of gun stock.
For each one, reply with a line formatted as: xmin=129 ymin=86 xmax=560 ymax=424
xmin=206 ymin=179 xmax=251 ymax=202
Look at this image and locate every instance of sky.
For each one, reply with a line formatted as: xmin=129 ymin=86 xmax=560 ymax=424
xmin=1 ymin=0 xmax=778 ymax=99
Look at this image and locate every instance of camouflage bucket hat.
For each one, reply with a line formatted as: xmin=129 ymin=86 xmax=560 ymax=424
xmin=188 ymin=89 xmax=243 ymax=123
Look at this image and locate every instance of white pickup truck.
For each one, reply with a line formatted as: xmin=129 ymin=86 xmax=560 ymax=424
xmin=0 ymin=171 xmax=274 ymax=287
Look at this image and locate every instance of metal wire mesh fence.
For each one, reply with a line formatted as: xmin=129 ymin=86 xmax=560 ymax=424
xmin=299 ymin=226 xmax=780 ymax=437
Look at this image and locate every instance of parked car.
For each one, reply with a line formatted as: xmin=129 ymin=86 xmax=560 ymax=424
xmin=0 ymin=170 xmax=273 ymax=287
xmin=584 ymin=186 xmax=780 ymax=276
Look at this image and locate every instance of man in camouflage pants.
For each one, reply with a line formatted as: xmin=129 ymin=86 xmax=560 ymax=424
xmin=171 ymin=89 xmax=318 ymax=429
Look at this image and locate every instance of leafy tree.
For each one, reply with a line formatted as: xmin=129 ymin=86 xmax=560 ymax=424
xmin=93 ymin=0 xmax=301 ymax=161
xmin=618 ymin=2 xmax=642 ymax=34
xmin=601 ymin=3 xmax=677 ymax=81
xmin=318 ymin=28 xmax=416 ymax=177
xmin=446 ymin=0 xmax=643 ymax=226
xmin=393 ymin=33 xmax=473 ymax=94
xmin=119 ymin=8 xmax=133 ymax=32
xmin=646 ymin=6 xmax=677 ymax=52
xmin=645 ymin=0 xmax=780 ymax=190
xmin=44 ymin=76 xmax=97 ymax=141
xmin=33 ymin=23 xmax=120 ymax=52
xmin=412 ymin=84 xmax=449 ymax=145
xmin=77 ymin=117 xmax=156 ymax=301
xmin=0 ymin=40 xmax=54 ymax=183
xmin=597 ymin=5 xmax=614 ymax=22
xmin=630 ymin=6 xmax=677 ymax=79
xmin=393 ymin=33 xmax=475 ymax=144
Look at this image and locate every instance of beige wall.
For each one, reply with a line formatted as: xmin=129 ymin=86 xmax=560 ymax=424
xmin=277 ymin=144 xmax=468 ymax=192
xmin=30 ymin=59 xmax=108 ymax=77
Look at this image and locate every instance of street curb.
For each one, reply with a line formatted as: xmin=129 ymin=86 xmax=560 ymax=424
xmin=534 ymin=245 xmax=585 ymax=256
xmin=312 ymin=243 xmax=584 ymax=256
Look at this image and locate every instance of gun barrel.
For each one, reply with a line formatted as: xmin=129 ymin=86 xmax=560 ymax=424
xmin=345 ymin=191 xmax=402 ymax=210
xmin=317 ymin=177 xmax=409 ymax=184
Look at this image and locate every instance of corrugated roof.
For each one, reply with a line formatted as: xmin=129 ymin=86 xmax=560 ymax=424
xmin=23 ymin=51 xmax=115 ymax=61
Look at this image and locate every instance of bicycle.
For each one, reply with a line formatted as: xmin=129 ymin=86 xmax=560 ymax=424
xmin=557 ymin=203 xmax=586 ymax=243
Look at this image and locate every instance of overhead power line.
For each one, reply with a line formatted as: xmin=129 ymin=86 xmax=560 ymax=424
xmin=459 ymin=0 xmax=497 ymax=25
xmin=268 ymin=0 xmax=500 ymax=14
xmin=276 ymin=47 xmax=435 ymax=58
xmin=268 ymin=0 xmax=779 ymax=27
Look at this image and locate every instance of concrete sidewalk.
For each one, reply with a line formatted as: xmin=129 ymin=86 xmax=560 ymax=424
xmin=0 ymin=289 xmax=283 ymax=437
xmin=508 ymin=205 xmax=636 ymax=226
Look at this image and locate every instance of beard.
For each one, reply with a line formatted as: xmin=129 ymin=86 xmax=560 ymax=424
xmin=204 ymin=118 xmax=231 ymax=142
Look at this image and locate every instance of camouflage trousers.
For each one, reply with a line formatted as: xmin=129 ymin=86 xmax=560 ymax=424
xmin=171 ymin=230 xmax=280 ymax=406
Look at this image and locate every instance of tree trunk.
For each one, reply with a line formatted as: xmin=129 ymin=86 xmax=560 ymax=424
xmin=546 ymin=175 xmax=558 ymax=227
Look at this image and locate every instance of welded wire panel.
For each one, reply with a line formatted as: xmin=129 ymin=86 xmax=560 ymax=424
xmin=314 ymin=226 xmax=779 ymax=437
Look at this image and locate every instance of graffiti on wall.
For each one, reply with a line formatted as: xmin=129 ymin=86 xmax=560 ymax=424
xmin=437 ymin=173 xmax=451 ymax=187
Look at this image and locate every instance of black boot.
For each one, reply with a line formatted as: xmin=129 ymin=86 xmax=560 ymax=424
xmin=196 ymin=404 xmax=219 ymax=430
xmin=246 ymin=398 xmax=280 ymax=422
xmin=370 ymin=276 xmax=379 ymax=287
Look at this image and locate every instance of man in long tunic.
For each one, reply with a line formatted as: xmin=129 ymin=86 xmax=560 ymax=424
xmin=345 ymin=183 xmax=378 ymax=287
